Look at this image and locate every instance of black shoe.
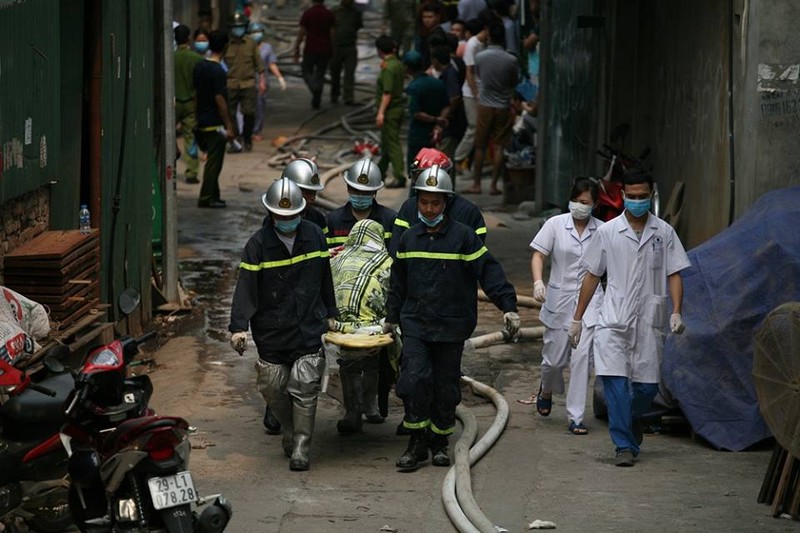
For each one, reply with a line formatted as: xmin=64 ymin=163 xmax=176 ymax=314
xmin=186 ymin=176 xmax=200 ymax=184
xmin=336 ymin=417 xmax=363 ymax=435
xmin=244 ymin=141 xmax=253 ymax=152
xmin=430 ymin=434 xmax=450 ymax=467
xmin=396 ymin=430 xmax=429 ymax=471
xmin=364 ymin=414 xmax=385 ymax=424
xmin=197 ymin=200 xmax=226 ymax=208
xmin=311 ymin=93 xmax=321 ymax=109
xmin=263 ymin=407 xmax=281 ymax=435
xmin=396 ymin=421 xmax=411 ymax=436
xmin=289 ymin=457 xmax=310 ymax=471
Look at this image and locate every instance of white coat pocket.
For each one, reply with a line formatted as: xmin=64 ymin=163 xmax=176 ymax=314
xmin=642 ymin=295 xmax=668 ymax=328
xmin=538 ymin=287 xmax=562 ymax=329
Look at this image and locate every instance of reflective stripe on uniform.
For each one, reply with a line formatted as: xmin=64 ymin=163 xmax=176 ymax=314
xmin=475 ymin=226 xmax=487 ymax=235
xmin=240 ymin=250 xmax=329 ymax=271
xmin=402 ymin=419 xmax=431 ymax=430
xmin=430 ymin=422 xmax=455 ymax=435
xmin=326 ymin=236 xmax=348 ymax=246
xmin=383 ymin=231 xmax=392 ymax=240
xmin=394 ymin=218 xmax=410 ymax=229
xmin=396 ymin=246 xmax=488 ymax=262
xmin=321 ymin=226 xmax=329 ymax=235
xmin=198 ymin=126 xmax=220 ymax=132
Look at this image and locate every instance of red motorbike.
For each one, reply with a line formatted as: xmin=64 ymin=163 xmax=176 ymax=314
xmin=594 ymin=144 xmax=659 ymax=221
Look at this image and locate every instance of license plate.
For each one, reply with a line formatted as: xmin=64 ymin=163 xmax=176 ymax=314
xmin=147 ymin=472 xmax=197 ymax=510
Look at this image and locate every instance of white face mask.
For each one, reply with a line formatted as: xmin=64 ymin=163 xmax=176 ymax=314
xmin=568 ymin=201 xmax=593 ymax=220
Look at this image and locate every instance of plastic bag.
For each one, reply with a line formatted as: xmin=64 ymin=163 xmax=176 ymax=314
xmin=0 ymin=286 xmax=50 ymax=362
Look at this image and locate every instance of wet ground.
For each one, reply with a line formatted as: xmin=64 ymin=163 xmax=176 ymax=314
xmin=140 ymin=5 xmax=797 ymax=532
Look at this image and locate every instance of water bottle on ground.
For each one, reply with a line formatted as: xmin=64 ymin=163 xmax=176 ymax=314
xmin=79 ymin=205 xmax=91 ymax=235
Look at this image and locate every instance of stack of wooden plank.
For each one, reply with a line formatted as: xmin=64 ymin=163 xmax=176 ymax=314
xmin=4 ymin=230 xmax=100 ymax=325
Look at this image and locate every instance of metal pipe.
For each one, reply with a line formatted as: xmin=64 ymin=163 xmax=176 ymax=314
xmin=161 ymin=0 xmax=179 ymax=304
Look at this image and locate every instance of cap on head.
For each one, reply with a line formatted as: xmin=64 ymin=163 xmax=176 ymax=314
xmin=343 ymin=158 xmax=384 ymax=192
xmin=261 ymin=178 xmax=307 ymax=216
xmin=402 ymin=50 xmax=424 ymax=69
xmin=281 ymin=158 xmax=323 ymax=191
xmin=410 ymin=148 xmax=453 ymax=179
xmin=414 ymin=164 xmax=454 ymax=194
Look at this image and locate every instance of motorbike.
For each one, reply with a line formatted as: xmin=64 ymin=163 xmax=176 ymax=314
xmin=61 ymin=323 xmax=232 ymax=532
xmin=594 ymin=143 xmax=660 ymax=221
xmin=0 ymin=350 xmax=74 ymax=532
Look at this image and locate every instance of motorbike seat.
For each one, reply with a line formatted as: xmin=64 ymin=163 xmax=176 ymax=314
xmin=0 ymin=373 xmax=74 ymax=427
xmin=113 ymin=415 xmax=188 ymax=443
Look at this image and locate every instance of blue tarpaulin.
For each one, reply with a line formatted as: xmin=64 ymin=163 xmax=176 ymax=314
xmin=662 ymin=186 xmax=800 ymax=451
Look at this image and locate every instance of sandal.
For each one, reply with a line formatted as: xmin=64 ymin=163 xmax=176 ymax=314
xmin=536 ymin=387 xmax=552 ymax=417
xmin=568 ymin=420 xmax=588 ymax=435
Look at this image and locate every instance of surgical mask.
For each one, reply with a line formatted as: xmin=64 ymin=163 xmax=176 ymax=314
xmin=274 ymin=216 xmax=301 ymax=234
xmin=194 ymin=41 xmax=209 ymax=54
xmin=231 ymin=27 xmax=246 ymax=38
xmin=568 ymin=201 xmax=593 ymax=220
xmin=624 ymin=197 xmax=651 ymax=217
xmin=251 ymin=32 xmax=263 ymax=44
xmin=418 ymin=210 xmax=444 ymax=228
xmin=350 ymin=194 xmax=374 ymax=211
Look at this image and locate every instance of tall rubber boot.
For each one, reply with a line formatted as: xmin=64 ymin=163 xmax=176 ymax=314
xmin=362 ymin=358 xmax=384 ymax=424
xmin=396 ymin=429 xmax=429 ymax=471
xmin=269 ymin=395 xmax=294 ymax=458
xmin=263 ymin=406 xmax=282 ymax=435
xmin=289 ymin=398 xmax=317 ymax=471
xmin=337 ymin=368 xmax=363 ymax=435
xmin=429 ymin=432 xmax=450 ymax=467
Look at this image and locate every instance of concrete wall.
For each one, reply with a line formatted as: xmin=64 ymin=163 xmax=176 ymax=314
xmin=0 ymin=187 xmax=49 ymax=283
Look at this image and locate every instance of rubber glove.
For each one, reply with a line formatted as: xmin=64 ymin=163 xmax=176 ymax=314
xmin=503 ymin=312 xmax=521 ymax=341
xmin=278 ymin=77 xmax=287 ymax=91
xmin=568 ymin=320 xmax=582 ymax=349
xmin=327 ymin=318 xmax=338 ymax=331
xmin=533 ymin=280 xmax=546 ymax=303
xmin=670 ymin=313 xmax=685 ymax=334
xmin=230 ymin=331 xmax=247 ymax=355
xmin=381 ymin=321 xmax=398 ymax=335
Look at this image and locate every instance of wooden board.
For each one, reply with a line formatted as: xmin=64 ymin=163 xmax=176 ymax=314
xmin=3 ymin=263 xmax=99 ymax=294
xmin=4 ymin=237 xmax=99 ymax=269
xmin=50 ymin=298 xmax=98 ymax=324
xmin=4 ymin=250 xmax=100 ymax=280
xmin=17 ymin=281 xmax=98 ymax=305
xmin=4 ymin=229 xmax=98 ymax=261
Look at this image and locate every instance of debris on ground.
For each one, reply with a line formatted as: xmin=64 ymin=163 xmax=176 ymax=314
xmin=529 ymin=519 xmax=557 ymax=529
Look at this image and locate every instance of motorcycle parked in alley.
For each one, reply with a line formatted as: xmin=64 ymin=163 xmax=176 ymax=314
xmin=61 ymin=324 xmax=232 ymax=532
xmin=594 ymin=143 xmax=660 ymax=221
xmin=0 ymin=351 xmax=74 ymax=532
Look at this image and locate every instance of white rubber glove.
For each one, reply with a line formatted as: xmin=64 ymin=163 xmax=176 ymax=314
xmin=327 ymin=318 xmax=338 ymax=331
xmin=382 ymin=321 xmax=398 ymax=335
xmin=278 ymin=77 xmax=287 ymax=91
xmin=568 ymin=320 xmax=582 ymax=349
xmin=670 ymin=313 xmax=685 ymax=334
xmin=503 ymin=312 xmax=521 ymax=341
xmin=533 ymin=280 xmax=546 ymax=303
xmin=230 ymin=331 xmax=247 ymax=355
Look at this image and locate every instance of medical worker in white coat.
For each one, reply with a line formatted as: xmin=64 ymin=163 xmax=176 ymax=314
xmin=570 ymin=173 xmax=691 ymax=467
xmin=529 ymin=178 xmax=603 ymax=435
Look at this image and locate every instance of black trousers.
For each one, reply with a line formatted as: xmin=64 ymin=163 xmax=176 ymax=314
xmin=395 ymin=336 xmax=464 ymax=435
xmin=301 ymin=52 xmax=330 ymax=99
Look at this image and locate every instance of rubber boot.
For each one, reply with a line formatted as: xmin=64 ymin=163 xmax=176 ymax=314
xmin=289 ymin=399 xmax=317 ymax=471
xmin=268 ymin=396 xmax=294 ymax=458
xmin=263 ymin=406 xmax=282 ymax=435
xmin=362 ymin=360 xmax=384 ymax=424
xmin=396 ymin=429 xmax=429 ymax=471
xmin=429 ymin=432 xmax=450 ymax=467
xmin=337 ymin=368 xmax=363 ymax=435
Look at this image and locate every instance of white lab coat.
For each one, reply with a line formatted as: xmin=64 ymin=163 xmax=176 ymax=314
xmin=530 ymin=213 xmax=604 ymax=330
xmin=581 ymin=212 xmax=691 ymax=383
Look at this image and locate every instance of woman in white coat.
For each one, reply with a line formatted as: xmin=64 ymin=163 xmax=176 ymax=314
xmin=528 ymin=178 xmax=603 ymax=434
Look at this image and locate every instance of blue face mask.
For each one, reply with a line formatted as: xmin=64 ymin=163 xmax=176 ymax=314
xmin=418 ymin=210 xmax=444 ymax=228
xmin=274 ymin=216 xmax=301 ymax=234
xmin=350 ymin=194 xmax=374 ymax=211
xmin=624 ymin=197 xmax=651 ymax=217
xmin=251 ymin=32 xmax=264 ymax=44
xmin=194 ymin=41 xmax=209 ymax=54
xmin=231 ymin=27 xmax=246 ymax=38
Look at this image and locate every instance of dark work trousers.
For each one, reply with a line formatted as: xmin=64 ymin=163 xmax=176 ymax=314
xmin=329 ymin=44 xmax=357 ymax=103
xmin=197 ymin=130 xmax=226 ymax=205
xmin=395 ymin=336 xmax=464 ymax=435
xmin=301 ymin=52 xmax=330 ymax=104
xmin=227 ymin=86 xmax=257 ymax=144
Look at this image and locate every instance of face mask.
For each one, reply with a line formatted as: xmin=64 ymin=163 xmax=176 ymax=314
xmin=231 ymin=27 xmax=246 ymax=38
xmin=194 ymin=41 xmax=209 ymax=53
xmin=568 ymin=201 xmax=593 ymax=220
xmin=350 ymin=194 xmax=374 ymax=211
xmin=251 ymin=32 xmax=263 ymax=43
xmin=624 ymin=197 xmax=651 ymax=217
xmin=418 ymin=211 xmax=444 ymax=228
xmin=274 ymin=216 xmax=301 ymax=234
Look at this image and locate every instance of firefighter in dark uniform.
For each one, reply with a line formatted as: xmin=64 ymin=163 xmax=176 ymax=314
xmin=326 ymin=158 xmax=397 ymax=424
xmin=385 ymin=165 xmax=520 ymax=471
xmin=229 ymin=178 xmax=337 ymax=471
xmin=326 ymin=158 xmax=398 ymax=251
xmin=389 ymin=148 xmax=487 ymax=257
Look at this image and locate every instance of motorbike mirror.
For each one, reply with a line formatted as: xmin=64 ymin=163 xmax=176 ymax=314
xmin=43 ymin=355 xmax=66 ymax=374
xmin=118 ymin=288 xmax=141 ymax=315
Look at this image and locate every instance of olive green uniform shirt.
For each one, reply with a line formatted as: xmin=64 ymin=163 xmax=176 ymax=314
xmin=376 ymin=54 xmax=406 ymax=111
xmin=224 ymin=36 xmax=265 ymax=89
xmin=174 ymin=45 xmax=202 ymax=103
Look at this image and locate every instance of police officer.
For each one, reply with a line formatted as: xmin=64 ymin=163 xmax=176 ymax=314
xmin=229 ymin=178 xmax=338 ymax=471
xmin=389 ymin=148 xmax=487 ymax=257
xmin=386 ymin=165 xmax=520 ymax=471
xmin=326 ymin=158 xmax=397 ymax=250
xmin=225 ymin=12 xmax=266 ymax=152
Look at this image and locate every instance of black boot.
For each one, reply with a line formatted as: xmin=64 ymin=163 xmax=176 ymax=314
xmin=396 ymin=430 xmax=429 ymax=471
xmin=337 ymin=368 xmax=363 ymax=435
xmin=263 ymin=406 xmax=282 ymax=435
xmin=429 ymin=433 xmax=450 ymax=467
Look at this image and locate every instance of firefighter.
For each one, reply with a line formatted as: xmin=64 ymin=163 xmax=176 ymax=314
xmin=386 ymin=165 xmax=520 ymax=471
xmin=229 ymin=178 xmax=337 ymax=471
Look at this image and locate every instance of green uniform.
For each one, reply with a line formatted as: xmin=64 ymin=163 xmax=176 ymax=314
xmin=224 ymin=36 xmax=265 ymax=145
xmin=174 ymin=45 xmax=202 ymax=179
xmin=376 ymin=54 xmax=407 ymax=183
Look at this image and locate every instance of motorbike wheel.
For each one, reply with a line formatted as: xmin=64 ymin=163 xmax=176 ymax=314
xmin=25 ymin=487 xmax=73 ymax=533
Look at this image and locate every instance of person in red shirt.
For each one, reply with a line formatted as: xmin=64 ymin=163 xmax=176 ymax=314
xmin=294 ymin=0 xmax=336 ymax=109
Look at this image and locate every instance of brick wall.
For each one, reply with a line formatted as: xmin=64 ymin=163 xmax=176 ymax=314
xmin=0 ymin=188 xmax=50 ymax=284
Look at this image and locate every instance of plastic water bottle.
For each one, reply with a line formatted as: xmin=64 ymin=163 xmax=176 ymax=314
xmin=79 ymin=205 xmax=91 ymax=234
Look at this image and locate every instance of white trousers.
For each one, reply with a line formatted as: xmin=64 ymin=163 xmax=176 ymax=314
xmin=540 ymin=325 xmax=594 ymax=424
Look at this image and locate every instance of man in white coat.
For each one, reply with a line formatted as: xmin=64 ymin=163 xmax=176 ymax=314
xmin=569 ymin=173 xmax=691 ymax=467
